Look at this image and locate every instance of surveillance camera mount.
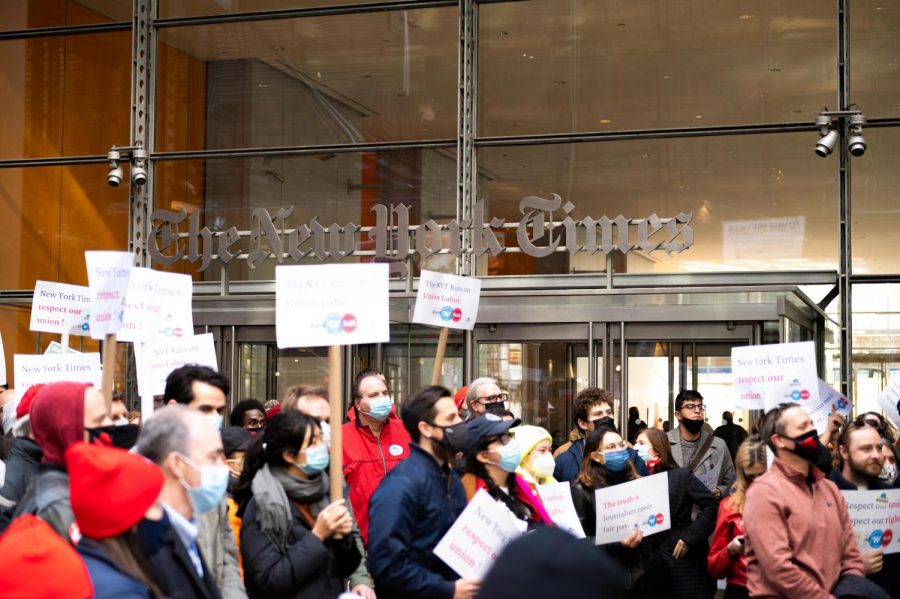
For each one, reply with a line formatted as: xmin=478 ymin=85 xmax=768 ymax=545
xmin=106 ymin=142 xmax=148 ymax=187
xmin=814 ymin=109 xmax=867 ymax=158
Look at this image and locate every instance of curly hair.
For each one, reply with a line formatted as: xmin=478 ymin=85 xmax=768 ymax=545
xmin=572 ymin=387 xmax=613 ymax=430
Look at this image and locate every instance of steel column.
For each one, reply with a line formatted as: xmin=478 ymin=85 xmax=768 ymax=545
xmin=129 ymin=0 xmax=155 ymax=268
xmin=457 ymin=0 xmax=477 ymax=277
xmin=837 ymin=0 xmax=853 ymax=400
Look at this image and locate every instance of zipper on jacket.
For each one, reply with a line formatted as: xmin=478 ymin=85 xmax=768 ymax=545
xmin=375 ymin=428 xmax=388 ymax=474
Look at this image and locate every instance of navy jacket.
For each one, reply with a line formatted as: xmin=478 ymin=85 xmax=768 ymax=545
xmin=138 ymin=512 xmax=221 ymax=599
xmin=367 ymin=443 xmax=467 ymax=599
xmin=554 ymin=438 xmax=649 ymax=482
xmin=0 ymin=437 xmax=42 ymax=532
xmin=78 ymin=538 xmax=152 ymax=599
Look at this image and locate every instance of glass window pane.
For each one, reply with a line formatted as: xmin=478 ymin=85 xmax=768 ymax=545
xmin=852 ymin=127 xmax=900 ymax=275
xmin=476 ymin=133 xmax=838 ymax=276
xmin=479 ymin=0 xmax=836 ymax=136
xmin=155 ymin=8 xmax=457 ymax=152
xmin=0 ymin=32 xmax=131 ymax=159
xmin=0 ymin=164 xmax=130 ymax=291
xmin=851 ymin=1 xmax=900 ymax=118
xmin=152 ymin=147 xmax=457 ymax=279
xmin=852 ymin=283 xmax=900 ymax=416
xmin=159 ymin=0 xmax=403 ymax=19
xmin=0 ymin=0 xmax=130 ymax=32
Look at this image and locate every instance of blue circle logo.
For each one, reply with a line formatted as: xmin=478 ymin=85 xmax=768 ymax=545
xmin=439 ymin=306 xmax=453 ymax=322
xmin=323 ymin=314 xmax=343 ymax=335
xmin=791 ymin=390 xmax=801 ymax=400
xmin=647 ymin=514 xmax=657 ymax=528
xmin=868 ymin=530 xmax=884 ymax=549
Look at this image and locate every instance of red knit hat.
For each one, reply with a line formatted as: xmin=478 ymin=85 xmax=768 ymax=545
xmin=66 ymin=442 xmax=164 ymax=539
xmin=454 ymin=386 xmax=468 ymax=411
xmin=16 ymin=383 xmax=46 ymax=419
xmin=266 ymin=403 xmax=282 ymax=420
xmin=30 ymin=381 xmax=91 ymax=464
xmin=0 ymin=515 xmax=93 ymax=599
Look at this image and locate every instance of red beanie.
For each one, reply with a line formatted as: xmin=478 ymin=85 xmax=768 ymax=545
xmin=0 ymin=515 xmax=93 ymax=599
xmin=266 ymin=403 xmax=282 ymax=420
xmin=66 ymin=442 xmax=164 ymax=539
xmin=30 ymin=382 xmax=91 ymax=465
xmin=454 ymin=386 xmax=468 ymax=411
xmin=16 ymin=383 xmax=46 ymax=419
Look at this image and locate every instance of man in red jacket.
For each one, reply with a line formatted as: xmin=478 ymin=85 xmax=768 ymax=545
xmin=343 ymin=368 xmax=411 ymax=546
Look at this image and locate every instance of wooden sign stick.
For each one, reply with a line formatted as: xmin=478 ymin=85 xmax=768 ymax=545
xmin=328 ymin=344 xmax=343 ymax=503
xmin=431 ymin=327 xmax=450 ymax=386
xmin=101 ymin=333 xmax=116 ymax=411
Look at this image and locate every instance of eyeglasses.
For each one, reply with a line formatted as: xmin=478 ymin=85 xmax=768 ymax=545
xmin=681 ymin=403 xmax=706 ymax=413
xmin=478 ymin=393 xmax=508 ymax=404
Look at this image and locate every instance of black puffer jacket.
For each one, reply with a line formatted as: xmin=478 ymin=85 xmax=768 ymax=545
xmin=240 ymin=497 xmax=361 ymax=599
xmin=0 ymin=437 xmax=42 ymax=532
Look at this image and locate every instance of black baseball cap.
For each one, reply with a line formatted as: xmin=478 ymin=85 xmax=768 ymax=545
xmin=222 ymin=426 xmax=252 ymax=457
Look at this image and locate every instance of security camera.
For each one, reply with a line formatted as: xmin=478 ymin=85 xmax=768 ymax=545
xmin=815 ymin=130 xmax=839 ymax=157
xmin=130 ymin=148 xmax=148 ymax=187
xmin=107 ymin=164 xmax=124 ymax=187
xmin=848 ymin=133 xmax=867 ymax=157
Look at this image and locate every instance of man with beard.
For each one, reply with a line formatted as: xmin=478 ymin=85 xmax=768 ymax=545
xmin=667 ymin=390 xmax=735 ymax=498
xmin=367 ymin=386 xmax=479 ymax=599
xmin=743 ymin=403 xmax=864 ymax=598
xmin=829 ymin=422 xmax=899 ymax=597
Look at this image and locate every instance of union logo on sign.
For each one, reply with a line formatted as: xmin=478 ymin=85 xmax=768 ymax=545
xmin=451 ymin=308 xmax=463 ymax=322
xmin=868 ymin=529 xmax=884 ymax=549
xmin=439 ymin=306 xmax=453 ymax=322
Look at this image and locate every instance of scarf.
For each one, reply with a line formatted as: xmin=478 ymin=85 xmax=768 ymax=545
xmin=250 ymin=463 xmax=327 ymax=552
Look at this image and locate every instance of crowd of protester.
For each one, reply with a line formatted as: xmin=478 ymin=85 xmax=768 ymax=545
xmin=0 ymin=365 xmax=898 ymax=599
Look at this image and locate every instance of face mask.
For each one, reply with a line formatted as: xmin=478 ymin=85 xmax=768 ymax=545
xmin=491 ymin=439 xmax=523 ymax=473
xmin=114 ymin=417 xmax=129 ymax=426
xmin=365 ymin=397 xmax=393 ymax=421
xmin=207 ymin=413 xmax=224 ymax=432
xmin=87 ymin=424 xmax=140 ymax=450
xmin=879 ymin=463 xmax=897 ymax=486
xmin=784 ymin=429 xmax=823 ymax=464
xmin=300 ymin=444 xmax=330 ymax=475
xmin=429 ymin=420 xmax=469 ymax=454
xmin=680 ymin=418 xmax=704 ymax=435
xmin=603 ymin=449 xmax=630 ymax=472
xmin=485 ymin=402 xmax=507 ymax=416
xmin=530 ymin=452 xmax=555 ymax=480
xmin=591 ymin=416 xmax=615 ymax=431
xmin=319 ymin=421 xmax=332 ymax=449
xmin=179 ymin=455 xmax=229 ymax=515
xmin=635 ymin=445 xmax=652 ymax=462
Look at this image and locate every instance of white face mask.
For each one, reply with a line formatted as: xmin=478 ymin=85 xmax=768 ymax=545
xmin=879 ymin=462 xmax=898 ymax=486
xmin=530 ymin=452 xmax=556 ymax=480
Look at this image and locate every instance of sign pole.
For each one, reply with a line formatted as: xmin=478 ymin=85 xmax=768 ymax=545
xmin=328 ymin=344 xmax=343 ymax=503
xmin=431 ymin=327 xmax=449 ymax=386
xmin=101 ymin=333 xmax=116 ymax=410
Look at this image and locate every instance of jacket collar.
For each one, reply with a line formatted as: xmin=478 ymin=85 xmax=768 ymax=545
xmin=408 ymin=443 xmax=450 ymax=475
xmin=771 ymin=456 xmax=824 ymax=486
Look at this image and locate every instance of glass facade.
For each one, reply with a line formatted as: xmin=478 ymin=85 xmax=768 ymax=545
xmin=1 ymin=0 xmax=899 ymax=416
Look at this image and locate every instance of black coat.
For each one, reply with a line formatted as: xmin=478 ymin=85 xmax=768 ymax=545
xmin=137 ymin=513 xmax=222 ymax=599
xmin=0 ymin=437 xmax=42 ymax=532
xmin=240 ymin=496 xmax=361 ymax=599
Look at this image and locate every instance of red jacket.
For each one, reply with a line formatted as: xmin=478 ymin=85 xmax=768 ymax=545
xmin=342 ymin=407 xmax=411 ymax=545
xmin=707 ymin=495 xmax=747 ymax=588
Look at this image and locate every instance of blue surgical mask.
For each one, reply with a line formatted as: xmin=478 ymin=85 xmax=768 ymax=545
xmin=603 ymin=449 xmax=630 ymax=472
xmin=207 ymin=413 xmax=224 ymax=432
xmin=366 ymin=396 xmax=393 ymax=421
xmin=493 ymin=439 xmax=523 ymax=473
xmin=179 ymin=455 xmax=229 ymax=515
xmin=300 ymin=444 xmax=330 ymax=475
xmin=635 ymin=445 xmax=651 ymax=462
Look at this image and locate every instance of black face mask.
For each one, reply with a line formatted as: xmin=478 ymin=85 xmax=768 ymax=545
xmin=784 ymin=429 xmax=826 ymax=465
xmin=428 ymin=420 xmax=470 ymax=455
xmin=485 ymin=402 xmax=507 ymax=416
xmin=591 ymin=416 xmax=616 ymax=432
xmin=87 ymin=424 xmax=140 ymax=450
xmin=680 ymin=418 xmax=704 ymax=435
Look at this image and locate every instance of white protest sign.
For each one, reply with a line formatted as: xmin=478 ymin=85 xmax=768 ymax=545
xmin=44 ymin=342 xmax=81 ymax=355
xmin=594 ymin=472 xmax=671 ymax=545
xmin=802 ymin=379 xmax=853 ymax=433
xmin=0 ymin=332 xmax=6 ymax=386
xmin=136 ymin=333 xmax=217 ymax=397
xmin=433 ymin=488 xmax=524 ymax=579
xmin=731 ymin=341 xmax=818 ymax=410
xmin=275 ymin=263 xmax=390 ymax=349
xmin=696 ymin=461 xmax=723 ymax=492
xmin=29 ymin=281 xmax=92 ymax=336
xmin=537 ymin=482 xmax=586 ymax=539
xmin=86 ymin=251 xmax=133 ymax=339
xmin=117 ymin=268 xmax=194 ymax=344
xmin=877 ymin=374 xmax=900 ymax=428
xmin=13 ymin=353 xmax=102 ymax=401
xmin=413 ymin=270 xmax=481 ymax=331
xmin=841 ymin=489 xmax=900 ymax=555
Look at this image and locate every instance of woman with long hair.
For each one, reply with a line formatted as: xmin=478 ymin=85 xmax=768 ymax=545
xmin=66 ymin=442 xmax=164 ymax=598
xmin=460 ymin=415 xmax=553 ymax=528
xmin=571 ymin=426 xmax=653 ymax=597
xmin=634 ymin=428 xmax=719 ymax=599
xmin=707 ymin=436 xmax=767 ymax=599
xmin=238 ymin=411 xmax=362 ymax=599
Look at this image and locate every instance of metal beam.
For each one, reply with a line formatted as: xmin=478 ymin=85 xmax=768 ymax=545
xmin=837 ymin=0 xmax=853 ymax=400
xmin=457 ymin=0 xmax=477 ymax=277
xmin=129 ymin=0 xmax=155 ymax=268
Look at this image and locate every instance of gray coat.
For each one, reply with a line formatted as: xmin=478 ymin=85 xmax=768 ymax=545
xmin=666 ymin=427 xmax=735 ymax=496
xmin=198 ymin=499 xmax=247 ymax=599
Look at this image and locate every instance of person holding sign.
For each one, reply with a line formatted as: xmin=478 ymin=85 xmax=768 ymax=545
xmin=510 ymin=424 xmax=557 ymax=495
xmin=707 ymin=436 xmax=768 ymax=599
xmin=632 ymin=428 xmax=719 ymax=599
xmin=460 ymin=415 xmax=553 ymax=528
xmin=367 ymin=386 xmax=478 ymax=599
xmin=743 ymin=403 xmax=864 ymax=598
xmin=666 ymin=390 xmax=735 ymax=498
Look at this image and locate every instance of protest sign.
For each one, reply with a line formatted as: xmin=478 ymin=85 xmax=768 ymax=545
xmin=275 ymin=264 xmax=390 ymax=349
xmin=29 ymin=281 xmax=92 ymax=337
xmin=594 ymin=472 xmax=671 ymax=545
xmin=841 ymin=489 xmax=900 ymax=555
xmin=877 ymin=374 xmax=900 ymax=428
xmin=13 ymin=353 xmax=102 ymax=401
xmin=136 ymin=333 xmax=217 ymax=397
xmin=731 ymin=341 xmax=818 ymax=410
xmin=44 ymin=342 xmax=81 ymax=355
xmin=434 ymin=489 xmax=524 ymax=579
xmin=537 ymin=482 xmax=586 ymax=539
xmin=413 ymin=270 xmax=481 ymax=331
xmin=0 ymin=332 xmax=6 ymax=386
xmin=117 ymin=267 xmax=194 ymax=344
xmin=800 ymin=379 xmax=853 ymax=433
xmin=85 ymin=251 xmax=133 ymax=339
xmin=696 ymin=461 xmax=723 ymax=492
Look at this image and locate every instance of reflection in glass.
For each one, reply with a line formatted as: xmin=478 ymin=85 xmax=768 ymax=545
xmin=156 ymin=8 xmax=457 ymax=151
xmin=159 ymin=0 xmax=399 ymax=18
xmin=851 ymin=283 xmax=900 ymax=415
xmin=852 ymin=127 xmax=900 ymax=275
xmin=0 ymin=0 xmax=130 ymax=32
xmin=477 ymin=133 xmax=838 ymax=276
xmin=479 ymin=0 xmax=836 ymax=135
xmin=851 ymin=1 xmax=900 ymax=118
